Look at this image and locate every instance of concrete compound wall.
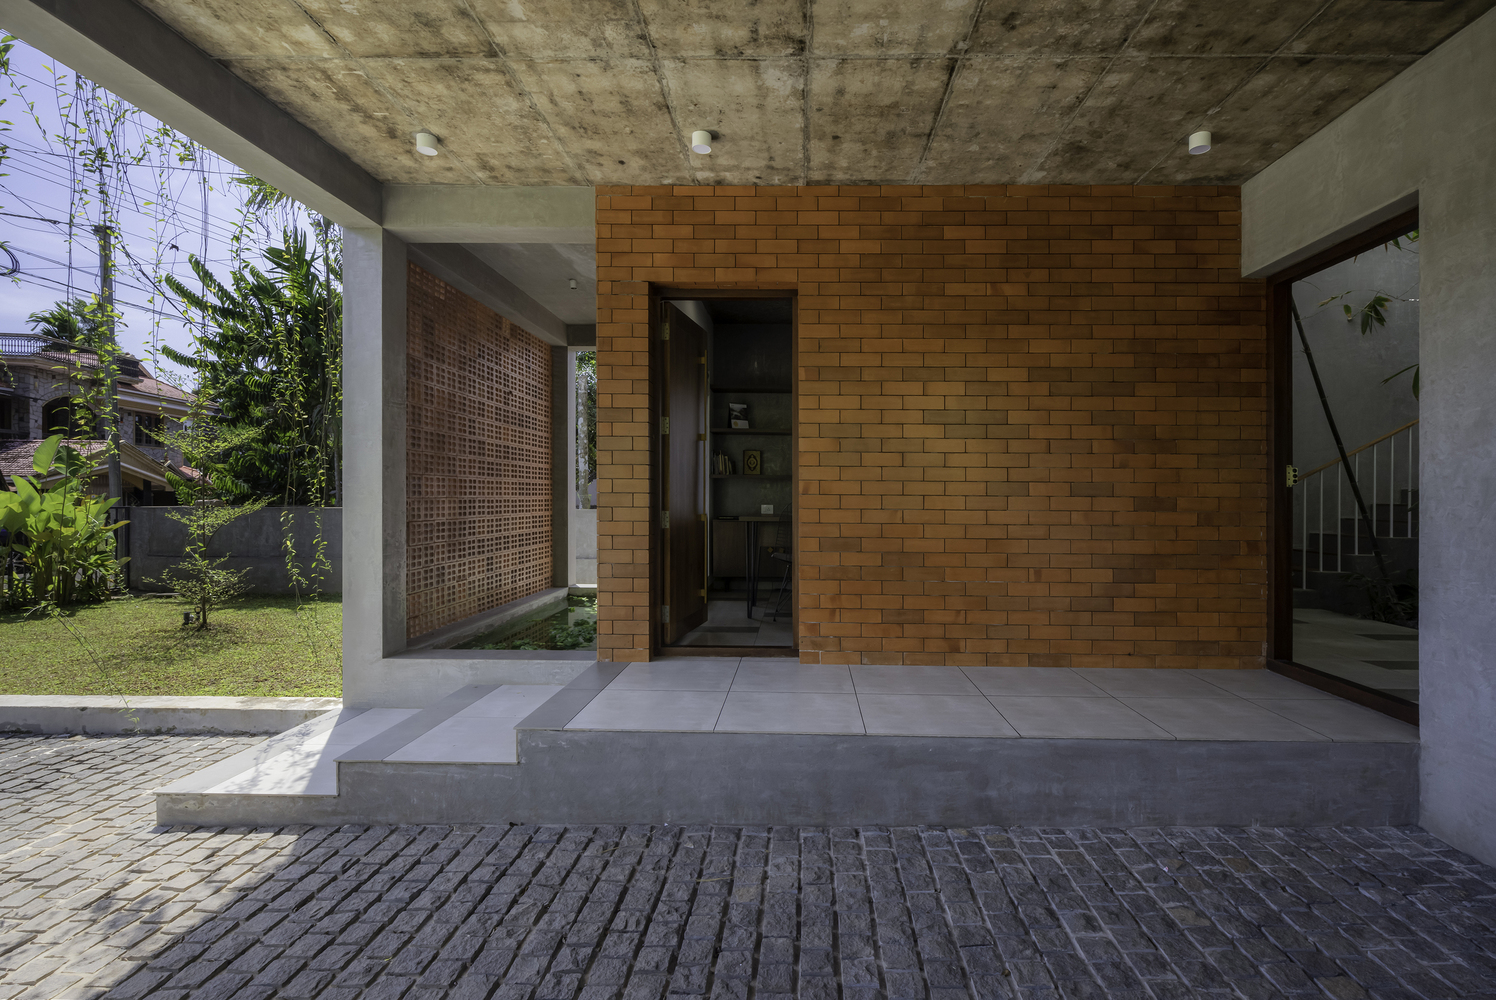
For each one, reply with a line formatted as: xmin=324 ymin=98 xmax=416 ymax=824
xmin=596 ymin=184 xmax=1269 ymax=668
xmin=128 ymin=506 xmax=342 ymax=595
xmin=1241 ymin=8 xmax=1496 ymax=866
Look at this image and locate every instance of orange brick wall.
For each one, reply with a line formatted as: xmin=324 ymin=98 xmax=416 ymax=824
xmin=406 ymin=263 xmax=552 ymax=639
xmin=595 ymin=185 xmax=1268 ymax=668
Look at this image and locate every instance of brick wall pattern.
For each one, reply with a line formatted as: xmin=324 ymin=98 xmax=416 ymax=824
xmin=595 ymin=185 xmax=1269 ymax=668
xmin=406 ymin=263 xmax=552 ymax=639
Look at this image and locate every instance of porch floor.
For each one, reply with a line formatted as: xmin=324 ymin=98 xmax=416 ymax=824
xmin=158 ymin=664 xmax=1418 ymax=829
xmin=562 ymin=659 xmax=1418 ymax=742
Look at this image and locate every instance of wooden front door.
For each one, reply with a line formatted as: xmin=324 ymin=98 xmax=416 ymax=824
xmin=661 ymin=303 xmax=708 ymax=643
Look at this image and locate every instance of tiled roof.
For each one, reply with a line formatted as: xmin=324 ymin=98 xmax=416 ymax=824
xmin=0 ymin=438 xmax=198 ymax=490
xmin=129 ymin=376 xmax=191 ymax=402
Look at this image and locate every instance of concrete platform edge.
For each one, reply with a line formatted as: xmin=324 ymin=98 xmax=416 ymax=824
xmin=0 ymin=695 xmax=343 ymax=735
xmin=155 ymin=731 xmax=1418 ymax=828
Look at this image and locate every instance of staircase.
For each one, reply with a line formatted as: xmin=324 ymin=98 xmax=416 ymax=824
xmin=156 ymin=683 xmax=564 ymax=824
xmin=1292 ymin=421 xmax=1418 ymax=618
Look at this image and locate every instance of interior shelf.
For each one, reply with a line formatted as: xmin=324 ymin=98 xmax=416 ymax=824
xmin=710 ymin=428 xmax=791 ymax=435
xmin=709 ymin=386 xmax=791 ymax=394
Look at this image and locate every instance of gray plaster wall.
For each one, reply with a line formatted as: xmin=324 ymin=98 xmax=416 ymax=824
xmin=128 ymin=506 xmax=341 ymax=595
xmin=1242 ymin=9 xmax=1496 ymax=865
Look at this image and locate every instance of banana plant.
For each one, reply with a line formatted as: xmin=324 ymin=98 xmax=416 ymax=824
xmin=0 ymin=434 xmax=127 ymax=606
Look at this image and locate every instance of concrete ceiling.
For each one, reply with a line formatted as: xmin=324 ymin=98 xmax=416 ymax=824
xmin=134 ymin=0 xmax=1495 ymax=186
xmin=465 ymin=243 xmax=596 ymax=323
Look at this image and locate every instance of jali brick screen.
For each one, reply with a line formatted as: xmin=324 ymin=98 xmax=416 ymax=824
xmin=406 ymin=263 xmax=552 ymax=639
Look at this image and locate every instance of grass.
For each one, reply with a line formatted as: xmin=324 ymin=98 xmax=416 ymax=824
xmin=0 ymin=595 xmax=341 ymax=697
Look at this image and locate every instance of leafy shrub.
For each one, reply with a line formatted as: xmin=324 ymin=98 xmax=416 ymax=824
xmin=0 ymin=435 xmax=126 ymax=606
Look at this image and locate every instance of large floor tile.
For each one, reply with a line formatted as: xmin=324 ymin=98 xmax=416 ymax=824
xmin=385 ymin=717 xmax=520 ymax=763
xmin=988 ymin=696 xmax=1172 ymax=740
xmin=324 ymin=708 xmax=420 ymax=743
xmin=206 ymin=756 xmax=340 ymax=796
xmin=1194 ymin=670 xmax=1334 ymax=701
xmin=1070 ymin=668 xmax=1225 ymax=698
xmin=858 ymin=694 xmax=1018 ymax=737
xmin=961 ymin=667 xmax=1107 ymax=697
xmin=565 ymin=690 xmax=727 ymax=731
xmin=607 ymin=660 xmax=740 ymax=691
xmin=731 ymin=661 xmax=854 ymax=693
xmin=1120 ymin=697 xmax=1329 ymax=741
xmin=457 ymin=685 xmax=565 ymax=719
xmin=715 ymin=692 xmax=865 ymax=734
xmin=851 ymin=665 xmax=980 ymax=696
xmin=1260 ymin=699 xmax=1419 ymax=743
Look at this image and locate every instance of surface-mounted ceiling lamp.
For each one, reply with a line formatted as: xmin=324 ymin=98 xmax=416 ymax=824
xmin=1188 ymin=130 xmax=1212 ymax=155
xmin=415 ymin=132 xmax=440 ymax=156
xmin=690 ymin=130 xmax=713 ymax=154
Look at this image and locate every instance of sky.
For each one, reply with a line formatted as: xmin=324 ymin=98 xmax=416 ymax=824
xmin=1 ymin=33 xmax=300 ymax=387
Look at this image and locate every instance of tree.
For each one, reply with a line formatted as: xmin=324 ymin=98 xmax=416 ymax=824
xmin=147 ymin=421 xmax=267 ymax=629
xmin=26 ymin=296 xmax=120 ymax=348
xmin=161 ymin=228 xmax=341 ymax=506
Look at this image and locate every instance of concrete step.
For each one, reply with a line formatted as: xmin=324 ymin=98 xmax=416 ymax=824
xmin=155 ymin=684 xmax=563 ymax=816
xmin=157 ymin=665 xmax=1418 ymax=830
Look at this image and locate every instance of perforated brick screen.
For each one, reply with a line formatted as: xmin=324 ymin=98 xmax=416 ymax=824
xmin=407 ymin=263 xmax=552 ymax=640
xmin=595 ymin=185 xmax=1269 ymax=668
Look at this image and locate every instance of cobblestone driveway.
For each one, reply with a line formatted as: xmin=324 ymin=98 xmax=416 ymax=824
xmin=1 ymin=735 xmax=1494 ymax=1000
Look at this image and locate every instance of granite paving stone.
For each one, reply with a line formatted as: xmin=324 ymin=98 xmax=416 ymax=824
xmin=2 ymin=735 xmax=1496 ymax=999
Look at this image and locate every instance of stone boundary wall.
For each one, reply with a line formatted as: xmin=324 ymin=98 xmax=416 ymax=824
xmin=595 ymin=184 xmax=1268 ymax=667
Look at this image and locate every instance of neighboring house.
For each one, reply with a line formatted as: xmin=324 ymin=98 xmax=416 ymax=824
xmin=12 ymin=2 xmax=1496 ymax=867
xmin=0 ymin=333 xmax=193 ymax=499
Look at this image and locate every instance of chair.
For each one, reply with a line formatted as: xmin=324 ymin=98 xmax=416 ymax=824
xmin=763 ymin=518 xmax=793 ymax=622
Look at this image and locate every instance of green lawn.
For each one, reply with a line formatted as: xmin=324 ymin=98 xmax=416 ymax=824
xmin=0 ymin=596 xmax=341 ymax=697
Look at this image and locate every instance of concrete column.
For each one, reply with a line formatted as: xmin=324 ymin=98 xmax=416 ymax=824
xmin=342 ymin=228 xmax=408 ymax=694
xmin=1242 ymin=8 xmax=1496 ymax=866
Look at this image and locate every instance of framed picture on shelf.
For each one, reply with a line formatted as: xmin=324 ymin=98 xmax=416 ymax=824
xmin=743 ymin=450 xmax=762 ymax=475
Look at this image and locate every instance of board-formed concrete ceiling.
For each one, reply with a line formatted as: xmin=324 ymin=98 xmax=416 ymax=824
xmin=136 ymin=0 xmax=1495 ymax=187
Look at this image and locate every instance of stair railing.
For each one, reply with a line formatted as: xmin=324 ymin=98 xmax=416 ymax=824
xmin=1293 ymin=419 xmax=1418 ymax=580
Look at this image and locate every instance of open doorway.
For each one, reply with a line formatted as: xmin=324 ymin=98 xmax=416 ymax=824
xmin=1270 ymin=212 xmax=1419 ymax=721
xmin=656 ymin=293 xmax=795 ymax=654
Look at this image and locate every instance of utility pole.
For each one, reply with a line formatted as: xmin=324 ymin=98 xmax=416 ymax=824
xmin=95 ymin=223 xmax=125 ymax=582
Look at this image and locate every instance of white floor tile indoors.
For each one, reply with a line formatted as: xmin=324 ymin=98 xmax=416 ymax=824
xmin=564 ymin=661 xmax=1419 ymax=743
xmin=671 ymin=599 xmax=794 ymax=647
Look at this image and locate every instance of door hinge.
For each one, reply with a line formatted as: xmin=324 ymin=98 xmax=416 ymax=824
xmin=660 ymin=416 xmax=670 ymax=435
xmin=698 ymin=356 xmax=706 ymax=364
xmin=660 ymin=318 xmax=670 ymax=341
xmin=697 ymin=433 xmax=706 ymax=442
xmin=699 ymin=513 xmax=707 ymax=522
xmin=661 ymin=605 xmax=670 ymax=623
xmin=1286 ymin=465 xmax=1300 ymax=487
xmin=660 ymin=510 xmax=670 ymax=529
xmin=698 ymin=589 xmax=707 ymax=598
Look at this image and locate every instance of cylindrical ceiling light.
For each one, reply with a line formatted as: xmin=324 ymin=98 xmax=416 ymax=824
xmin=415 ymin=132 xmax=440 ymax=156
xmin=690 ymin=130 xmax=713 ymax=154
xmin=1188 ymin=130 xmax=1212 ymax=155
